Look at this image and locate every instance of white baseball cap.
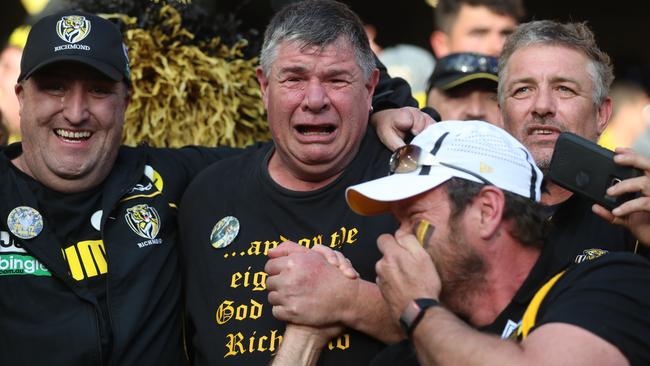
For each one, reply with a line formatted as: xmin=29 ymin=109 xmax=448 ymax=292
xmin=346 ymin=120 xmax=543 ymax=216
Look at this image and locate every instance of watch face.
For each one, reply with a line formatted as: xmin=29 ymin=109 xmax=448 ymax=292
xmin=415 ymin=298 xmax=439 ymax=308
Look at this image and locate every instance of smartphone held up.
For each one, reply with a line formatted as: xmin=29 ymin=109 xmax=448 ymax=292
xmin=548 ymin=132 xmax=642 ymax=210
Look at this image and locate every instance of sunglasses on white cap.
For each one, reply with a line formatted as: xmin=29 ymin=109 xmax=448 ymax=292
xmin=389 ymin=144 xmax=493 ymax=186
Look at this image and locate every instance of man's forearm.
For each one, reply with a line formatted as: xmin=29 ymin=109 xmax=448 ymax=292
xmin=411 ymin=306 xmax=525 ymax=366
xmin=409 ymin=306 xmax=626 ymax=366
xmin=271 ymin=326 xmax=327 ymax=366
xmin=342 ymin=279 xmax=404 ymax=344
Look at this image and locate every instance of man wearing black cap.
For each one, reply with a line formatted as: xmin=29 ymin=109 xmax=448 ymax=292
xmin=0 ymin=9 xmax=246 ymax=365
xmin=426 ymin=52 xmax=500 ymax=125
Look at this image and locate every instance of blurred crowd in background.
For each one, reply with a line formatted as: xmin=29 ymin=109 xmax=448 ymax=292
xmin=1 ymin=0 xmax=649 ymax=154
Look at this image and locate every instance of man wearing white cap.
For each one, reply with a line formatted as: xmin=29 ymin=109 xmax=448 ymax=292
xmin=348 ymin=121 xmax=650 ymax=366
xmin=272 ymin=121 xmax=650 ymax=365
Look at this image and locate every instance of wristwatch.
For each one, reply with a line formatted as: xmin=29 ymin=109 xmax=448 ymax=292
xmin=399 ymin=298 xmax=440 ymax=336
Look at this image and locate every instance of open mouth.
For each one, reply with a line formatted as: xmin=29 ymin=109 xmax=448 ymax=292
xmin=296 ymin=125 xmax=336 ymax=135
xmin=528 ymin=126 xmax=561 ymax=136
xmin=54 ymin=128 xmax=92 ymax=143
xmin=530 ymin=129 xmax=555 ymax=135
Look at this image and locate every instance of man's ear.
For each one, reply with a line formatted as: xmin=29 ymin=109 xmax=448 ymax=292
xmin=124 ymin=83 xmax=132 ymax=107
xmin=596 ymin=96 xmax=613 ymax=136
xmin=473 ymin=186 xmax=506 ymax=240
xmin=430 ymin=31 xmax=450 ymax=58
xmin=256 ymin=67 xmax=270 ymax=109
xmin=366 ymin=68 xmax=380 ymax=107
xmin=496 ymin=102 xmax=505 ymax=128
xmin=15 ymin=82 xmax=24 ymax=112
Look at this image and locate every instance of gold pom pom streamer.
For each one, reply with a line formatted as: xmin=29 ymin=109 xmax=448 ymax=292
xmin=108 ymin=5 xmax=269 ymax=148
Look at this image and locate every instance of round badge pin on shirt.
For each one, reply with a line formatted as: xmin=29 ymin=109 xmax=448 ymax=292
xmin=91 ymin=210 xmax=103 ymax=231
xmin=7 ymin=206 xmax=44 ymax=239
xmin=210 ymin=216 xmax=240 ymax=249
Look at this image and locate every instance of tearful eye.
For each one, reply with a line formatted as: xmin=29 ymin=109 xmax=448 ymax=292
xmin=282 ymin=76 xmax=302 ymax=84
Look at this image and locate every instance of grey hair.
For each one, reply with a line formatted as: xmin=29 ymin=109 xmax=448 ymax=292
xmin=498 ymin=20 xmax=614 ymax=107
xmin=259 ymin=0 xmax=375 ymax=81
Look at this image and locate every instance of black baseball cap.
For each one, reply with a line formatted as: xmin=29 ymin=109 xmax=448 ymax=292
xmin=18 ymin=9 xmax=130 ymax=83
xmin=427 ymin=53 xmax=498 ymax=92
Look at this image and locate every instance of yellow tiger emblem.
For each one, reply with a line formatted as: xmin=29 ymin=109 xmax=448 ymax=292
xmin=56 ymin=15 xmax=91 ymax=43
xmin=125 ymin=204 xmax=161 ymax=240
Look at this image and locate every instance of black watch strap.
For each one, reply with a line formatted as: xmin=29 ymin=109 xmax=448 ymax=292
xmin=399 ymin=298 xmax=440 ymax=336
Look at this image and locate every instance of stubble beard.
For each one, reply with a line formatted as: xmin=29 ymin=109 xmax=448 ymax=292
xmin=435 ymin=217 xmax=489 ymax=323
xmin=532 ymin=151 xmax=552 ymax=176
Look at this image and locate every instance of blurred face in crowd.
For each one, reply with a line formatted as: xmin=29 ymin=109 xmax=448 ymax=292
xmin=427 ymin=79 xmax=500 ymax=125
xmin=431 ymin=4 xmax=518 ymax=58
xmin=499 ymin=44 xmax=611 ymax=171
xmin=14 ymin=62 xmax=130 ymax=193
xmin=0 ymin=119 xmax=6 ymax=144
xmin=0 ymin=46 xmax=22 ymax=136
xmin=257 ymin=36 xmax=379 ymax=188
